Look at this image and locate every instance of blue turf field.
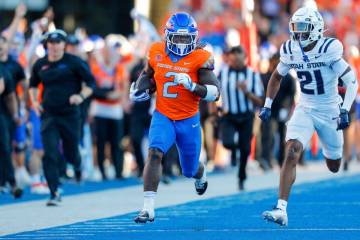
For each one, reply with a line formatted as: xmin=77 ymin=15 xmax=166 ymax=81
xmin=2 ymin=174 xmax=360 ymax=240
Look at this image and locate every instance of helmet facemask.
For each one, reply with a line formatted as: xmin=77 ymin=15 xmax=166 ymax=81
xmin=289 ymin=21 xmax=315 ymax=47
xmin=165 ymin=30 xmax=198 ymax=56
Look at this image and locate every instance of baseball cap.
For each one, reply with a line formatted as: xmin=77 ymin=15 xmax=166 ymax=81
xmin=67 ymin=34 xmax=80 ymax=45
xmin=44 ymin=29 xmax=68 ymax=42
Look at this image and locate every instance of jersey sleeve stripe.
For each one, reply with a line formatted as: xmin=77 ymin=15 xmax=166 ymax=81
xmin=288 ymin=40 xmax=292 ymax=54
xmin=318 ymin=38 xmax=330 ymax=53
xmin=282 ymin=42 xmax=288 ymax=54
xmin=323 ymin=38 xmax=336 ymax=53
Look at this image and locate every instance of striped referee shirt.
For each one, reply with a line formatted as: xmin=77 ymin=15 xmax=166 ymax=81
xmin=219 ymin=65 xmax=264 ymax=114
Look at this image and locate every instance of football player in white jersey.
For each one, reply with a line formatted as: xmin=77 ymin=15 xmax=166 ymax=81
xmin=259 ymin=7 xmax=358 ymax=226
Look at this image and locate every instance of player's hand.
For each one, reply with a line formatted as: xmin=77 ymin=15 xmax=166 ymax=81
xmin=129 ymin=82 xmax=150 ymax=102
xmin=259 ymin=107 xmax=271 ymax=122
xmin=174 ymin=73 xmax=196 ymax=92
xmin=69 ymin=94 xmax=84 ymax=105
xmin=336 ymin=109 xmax=350 ymax=130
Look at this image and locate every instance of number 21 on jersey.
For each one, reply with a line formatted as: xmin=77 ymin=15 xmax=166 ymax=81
xmin=297 ymin=69 xmax=325 ymax=95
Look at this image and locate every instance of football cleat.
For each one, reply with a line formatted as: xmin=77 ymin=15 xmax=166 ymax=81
xmin=46 ymin=192 xmax=62 ymax=206
xmin=134 ymin=210 xmax=155 ymax=224
xmin=262 ymin=207 xmax=288 ymax=226
xmin=195 ymin=180 xmax=208 ymax=195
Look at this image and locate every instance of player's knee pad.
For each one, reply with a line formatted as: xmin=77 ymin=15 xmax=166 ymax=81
xmin=148 ymin=148 xmax=163 ymax=164
xmin=326 ymin=158 xmax=341 ymax=173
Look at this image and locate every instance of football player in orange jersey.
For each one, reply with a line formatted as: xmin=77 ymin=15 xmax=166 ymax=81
xmin=130 ymin=12 xmax=220 ymax=223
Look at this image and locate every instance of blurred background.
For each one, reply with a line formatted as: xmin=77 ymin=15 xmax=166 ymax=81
xmin=0 ymin=0 xmax=359 ymax=196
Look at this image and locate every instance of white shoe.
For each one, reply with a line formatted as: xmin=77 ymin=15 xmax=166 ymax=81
xmin=16 ymin=167 xmax=32 ymax=187
xmin=262 ymin=208 xmax=288 ymax=226
xmin=134 ymin=209 xmax=155 ymax=223
xmin=31 ymin=183 xmax=50 ymax=195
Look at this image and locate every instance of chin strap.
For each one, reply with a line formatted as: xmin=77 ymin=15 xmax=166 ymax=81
xmin=297 ymin=40 xmax=310 ymax=62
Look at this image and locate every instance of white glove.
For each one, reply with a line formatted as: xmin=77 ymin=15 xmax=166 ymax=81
xmin=174 ymin=73 xmax=196 ymax=92
xmin=129 ymin=82 xmax=150 ymax=102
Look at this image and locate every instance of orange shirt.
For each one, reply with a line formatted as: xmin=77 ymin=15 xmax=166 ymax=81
xmin=90 ymin=60 xmax=126 ymax=105
xmin=148 ymin=42 xmax=212 ymax=120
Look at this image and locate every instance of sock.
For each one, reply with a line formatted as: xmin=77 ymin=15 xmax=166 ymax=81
xmin=143 ymin=191 xmax=156 ymax=218
xmin=277 ymin=199 xmax=287 ymax=212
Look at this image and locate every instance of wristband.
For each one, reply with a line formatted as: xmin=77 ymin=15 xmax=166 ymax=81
xmin=79 ymin=93 xmax=86 ymax=100
xmin=264 ymin=97 xmax=273 ymax=108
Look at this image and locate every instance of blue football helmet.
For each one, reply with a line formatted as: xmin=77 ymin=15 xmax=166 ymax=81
xmin=165 ymin=12 xmax=198 ymax=56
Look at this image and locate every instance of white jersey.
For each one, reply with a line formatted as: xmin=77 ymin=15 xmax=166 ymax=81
xmin=277 ymin=37 xmax=346 ymax=109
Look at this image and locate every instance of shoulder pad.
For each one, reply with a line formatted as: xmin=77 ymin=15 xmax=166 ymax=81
xmin=201 ymin=55 xmax=214 ymax=70
xmin=318 ymin=38 xmax=343 ymax=57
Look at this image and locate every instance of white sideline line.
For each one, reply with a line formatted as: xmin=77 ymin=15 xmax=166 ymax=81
xmin=0 ymin=162 xmax=359 ymax=236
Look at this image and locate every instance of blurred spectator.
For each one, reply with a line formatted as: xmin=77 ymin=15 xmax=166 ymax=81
xmin=260 ymin=53 xmax=296 ymax=168
xmin=0 ymin=62 xmax=22 ymax=198
xmin=129 ymin=58 xmax=151 ymax=177
xmin=90 ymin=37 xmax=129 ymax=180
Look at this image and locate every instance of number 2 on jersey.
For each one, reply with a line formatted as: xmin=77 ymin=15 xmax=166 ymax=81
xmin=297 ymin=70 xmax=325 ymax=95
xmin=163 ymin=71 xmax=178 ymax=98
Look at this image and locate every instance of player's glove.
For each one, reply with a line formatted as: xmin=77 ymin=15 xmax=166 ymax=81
xmin=259 ymin=107 xmax=272 ymax=122
xmin=174 ymin=73 xmax=196 ymax=92
xmin=336 ymin=108 xmax=350 ymax=130
xmin=129 ymin=82 xmax=151 ymax=102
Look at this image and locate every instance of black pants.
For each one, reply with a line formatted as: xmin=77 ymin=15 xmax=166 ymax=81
xmin=221 ymin=113 xmax=254 ymax=182
xmin=95 ymin=117 xmax=124 ymax=179
xmin=261 ymin=119 xmax=286 ymax=167
xmin=130 ymin=112 xmax=150 ymax=177
xmin=0 ymin=114 xmax=16 ymax=187
xmin=41 ymin=112 xmax=81 ymax=196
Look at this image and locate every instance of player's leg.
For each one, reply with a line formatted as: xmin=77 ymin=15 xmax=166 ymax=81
xmin=263 ymin=106 xmax=314 ymax=226
xmin=315 ymin=109 xmax=343 ymax=173
xmin=174 ymin=113 xmax=207 ymax=195
xmin=134 ymin=111 xmax=175 ymax=223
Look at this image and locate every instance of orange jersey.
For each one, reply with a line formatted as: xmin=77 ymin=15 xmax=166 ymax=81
xmin=148 ymin=42 xmax=212 ymax=120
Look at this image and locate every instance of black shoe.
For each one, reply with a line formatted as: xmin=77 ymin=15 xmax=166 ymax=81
xmin=134 ymin=210 xmax=154 ymax=223
xmin=11 ymin=187 xmax=23 ymax=199
xmin=239 ymin=180 xmax=244 ymax=191
xmin=161 ymin=175 xmax=171 ymax=185
xmin=343 ymin=161 xmax=349 ymax=171
xmin=75 ymin=170 xmax=82 ymax=183
xmin=195 ymin=180 xmax=208 ymax=195
xmin=47 ymin=192 xmax=61 ymax=206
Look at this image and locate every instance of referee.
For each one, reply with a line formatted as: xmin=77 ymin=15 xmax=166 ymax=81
xmin=219 ymin=46 xmax=264 ymax=190
xmin=29 ymin=30 xmax=95 ymax=206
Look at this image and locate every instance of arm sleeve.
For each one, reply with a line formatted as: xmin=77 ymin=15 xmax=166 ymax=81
xmin=276 ymin=61 xmax=290 ymax=77
xmin=254 ymin=72 xmax=264 ymax=97
xmin=3 ymin=69 xmax=15 ymax=96
xmin=75 ymin=59 xmax=96 ymax=89
xmin=29 ymin=61 xmax=41 ymax=88
xmin=339 ymin=66 xmax=358 ymax=111
xmin=15 ymin=62 xmax=26 ymax=82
